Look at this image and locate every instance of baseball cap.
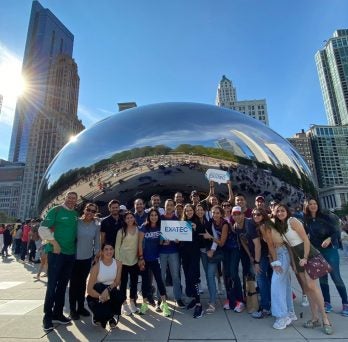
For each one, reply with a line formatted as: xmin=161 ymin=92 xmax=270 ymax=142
xmin=255 ymin=195 xmax=265 ymax=202
xmin=119 ymin=205 xmax=127 ymax=211
xmin=232 ymin=206 xmax=242 ymax=214
xmin=270 ymin=199 xmax=279 ymax=206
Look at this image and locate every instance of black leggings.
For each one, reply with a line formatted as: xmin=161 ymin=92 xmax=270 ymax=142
xmin=87 ymin=284 xmax=122 ymax=326
xmin=181 ymin=247 xmax=201 ymax=302
xmin=120 ymin=263 xmax=139 ymax=302
xmin=141 ymin=259 xmax=166 ymax=299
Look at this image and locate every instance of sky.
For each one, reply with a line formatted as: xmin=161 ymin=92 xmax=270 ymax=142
xmin=0 ymin=0 xmax=348 ymax=161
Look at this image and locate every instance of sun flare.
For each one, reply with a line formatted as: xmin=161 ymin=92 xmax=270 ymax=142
xmin=0 ymin=58 xmax=26 ymax=101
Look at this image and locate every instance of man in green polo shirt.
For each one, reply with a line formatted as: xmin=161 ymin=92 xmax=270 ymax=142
xmin=39 ymin=191 xmax=78 ymax=332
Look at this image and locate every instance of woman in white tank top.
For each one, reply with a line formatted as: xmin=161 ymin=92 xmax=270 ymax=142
xmin=87 ymin=243 xmax=122 ymax=329
xmin=274 ymin=204 xmax=332 ymax=335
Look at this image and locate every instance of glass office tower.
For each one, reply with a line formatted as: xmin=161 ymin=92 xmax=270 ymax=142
xmin=315 ymin=29 xmax=348 ymax=126
xmin=8 ymin=0 xmax=74 ymax=162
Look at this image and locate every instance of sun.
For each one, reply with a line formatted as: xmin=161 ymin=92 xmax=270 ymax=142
xmin=0 ymin=58 xmax=26 ymax=101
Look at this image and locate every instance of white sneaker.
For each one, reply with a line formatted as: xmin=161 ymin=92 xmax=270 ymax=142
xmin=273 ymin=316 xmax=292 ymax=330
xmin=122 ymin=303 xmax=132 ymax=316
xmin=129 ymin=301 xmax=139 ymax=313
xmin=234 ymin=301 xmax=245 ymax=313
xmin=301 ymin=295 xmax=309 ymax=307
xmin=289 ymin=312 xmax=298 ymax=321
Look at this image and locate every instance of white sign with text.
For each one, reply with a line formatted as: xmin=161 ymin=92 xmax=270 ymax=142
xmin=160 ymin=220 xmax=192 ymax=241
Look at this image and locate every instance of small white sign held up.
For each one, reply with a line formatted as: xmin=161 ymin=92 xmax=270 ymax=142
xmin=205 ymin=168 xmax=230 ymax=184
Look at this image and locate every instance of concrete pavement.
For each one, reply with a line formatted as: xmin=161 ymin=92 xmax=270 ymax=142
xmin=1 ymin=252 xmax=348 ymax=341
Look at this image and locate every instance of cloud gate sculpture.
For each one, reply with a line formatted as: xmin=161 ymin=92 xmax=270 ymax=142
xmin=37 ymin=102 xmax=315 ymax=215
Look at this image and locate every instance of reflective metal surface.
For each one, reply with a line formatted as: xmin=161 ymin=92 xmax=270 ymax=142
xmin=38 ymin=102 xmax=315 ymax=215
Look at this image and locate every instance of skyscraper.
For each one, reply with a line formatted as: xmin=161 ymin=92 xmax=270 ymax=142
xmin=308 ymin=125 xmax=348 ymax=209
xmin=9 ymin=1 xmax=74 ymax=163
xmin=215 ymin=75 xmax=269 ymax=126
xmin=287 ymin=130 xmax=317 ymax=184
xmin=315 ymin=29 xmax=348 ymax=126
xmin=8 ymin=1 xmax=84 ymax=218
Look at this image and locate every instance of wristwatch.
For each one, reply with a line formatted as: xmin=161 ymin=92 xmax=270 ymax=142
xmin=253 ymin=260 xmax=260 ymax=265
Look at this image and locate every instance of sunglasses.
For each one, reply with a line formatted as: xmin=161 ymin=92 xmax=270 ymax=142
xmin=86 ymin=208 xmax=97 ymax=214
xmin=222 ymin=204 xmax=231 ymax=207
xmin=253 ymin=213 xmax=262 ymax=217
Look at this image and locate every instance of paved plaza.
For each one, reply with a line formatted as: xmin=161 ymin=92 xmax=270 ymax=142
xmin=1 ymin=253 xmax=348 ymax=342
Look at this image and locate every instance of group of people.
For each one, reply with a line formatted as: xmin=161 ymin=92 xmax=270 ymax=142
xmin=7 ymin=180 xmax=346 ymax=335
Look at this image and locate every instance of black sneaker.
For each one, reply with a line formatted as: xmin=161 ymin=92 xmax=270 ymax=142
xmin=193 ymin=304 xmax=203 ymax=319
xmin=52 ymin=314 xmax=72 ymax=324
xmin=77 ymin=307 xmax=90 ymax=317
xmin=108 ymin=317 xmax=117 ymax=329
xmin=186 ymin=298 xmax=196 ymax=310
xmin=148 ymin=297 xmax=156 ymax=307
xmin=70 ymin=310 xmax=80 ymax=320
xmin=43 ymin=317 xmax=54 ymax=331
xmin=176 ymin=299 xmax=186 ymax=308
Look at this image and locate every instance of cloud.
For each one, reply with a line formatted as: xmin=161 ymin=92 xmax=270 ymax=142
xmin=78 ymin=104 xmax=115 ymax=128
xmin=96 ymin=107 xmax=115 ymax=116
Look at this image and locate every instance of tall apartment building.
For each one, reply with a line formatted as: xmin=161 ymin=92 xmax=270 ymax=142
xmin=308 ymin=125 xmax=348 ymax=210
xmin=315 ymin=29 xmax=348 ymax=126
xmin=8 ymin=1 xmax=84 ymax=219
xmin=215 ymin=75 xmax=269 ymax=125
xmin=287 ymin=130 xmax=317 ymax=184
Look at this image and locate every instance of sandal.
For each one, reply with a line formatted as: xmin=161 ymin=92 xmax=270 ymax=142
xmin=303 ymin=319 xmax=321 ymax=328
xmin=205 ymin=304 xmax=216 ymax=314
xmin=323 ymin=323 xmax=333 ymax=335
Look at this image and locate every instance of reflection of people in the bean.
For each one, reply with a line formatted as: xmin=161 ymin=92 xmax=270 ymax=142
xmin=86 ymin=243 xmax=122 ymax=329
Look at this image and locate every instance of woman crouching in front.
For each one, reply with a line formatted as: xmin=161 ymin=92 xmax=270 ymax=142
xmin=86 ymin=243 xmax=123 ymax=329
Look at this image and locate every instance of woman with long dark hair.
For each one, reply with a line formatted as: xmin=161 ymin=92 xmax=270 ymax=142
xmin=180 ymin=203 xmax=204 ymax=318
xmin=274 ymin=203 xmax=332 ymax=335
xmin=115 ymin=211 xmax=140 ymax=315
xmin=200 ymin=205 xmax=228 ymax=314
xmin=261 ymin=205 xmax=294 ymax=329
xmin=250 ymin=208 xmax=272 ymax=318
xmin=137 ymin=208 xmax=171 ymax=317
xmin=303 ymin=198 xmax=348 ymax=317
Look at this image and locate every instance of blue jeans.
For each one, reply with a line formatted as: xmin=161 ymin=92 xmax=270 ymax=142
xmin=159 ymin=252 xmax=182 ymax=301
xmin=201 ymin=252 xmax=217 ymax=305
xmin=44 ymin=252 xmax=75 ymax=318
xmin=271 ymin=246 xmax=294 ymax=318
xmin=318 ymin=247 xmax=348 ymax=305
xmin=256 ymin=254 xmax=272 ymax=311
xmin=223 ymin=248 xmax=243 ymax=303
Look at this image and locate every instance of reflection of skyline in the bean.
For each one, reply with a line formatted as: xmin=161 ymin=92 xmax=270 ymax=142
xmin=37 ymin=103 xmax=315 ymax=215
